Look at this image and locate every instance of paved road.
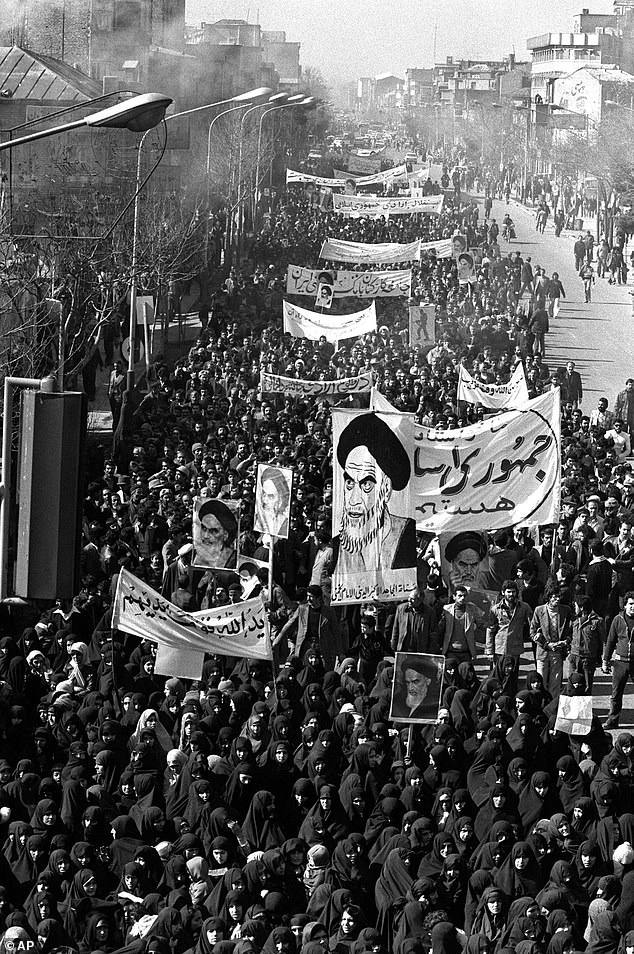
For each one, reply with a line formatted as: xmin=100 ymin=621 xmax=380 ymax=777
xmin=472 ymin=199 xmax=634 ymax=731
xmin=492 ymin=198 xmax=632 ymax=408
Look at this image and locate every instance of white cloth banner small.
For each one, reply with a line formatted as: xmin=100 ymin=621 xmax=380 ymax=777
xmin=260 ymin=371 xmax=373 ymax=397
xmin=112 ymin=569 xmax=272 ymax=679
xmin=555 ymin=695 xmax=593 ymax=735
xmin=457 ymin=363 xmax=530 ymax=410
xmin=345 ymin=153 xmax=382 ymax=174
xmin=286 ymin=164 xmax=407 ymax=188
xmin=332 ymin=193 xmax=443 ymax=217
xmin=418 ymin=238 xmax=454 ymax=259
xmin=283 ymin=300 xmax=377 ymax=342
xmin=319 ymin=237 xmax=421 ymax=264
xmin=286 ymin=265 xmax=411 ymax=298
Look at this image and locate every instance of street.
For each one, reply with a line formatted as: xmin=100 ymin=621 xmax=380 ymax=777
xmin=469 ymin=198 xmax=633 ymax=730
xmin=493 ymin=198 xmax=633 ymax=406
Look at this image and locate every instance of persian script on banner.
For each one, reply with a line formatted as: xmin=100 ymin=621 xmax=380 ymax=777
xmin=112 ymin=569 xmax=272 ymax=679
xmin=286 ymin=164 xmax=407 ymax=188
xmin=332 ymin=193 xmax=444 ymax=216
xmin=331 ymin=408 xmax=417 ymax=604
xmin=413 ymin=390 xmax=561 ymax=532
xmin=286 ymin=265 xmax=411 ymax=299
xmin=418 ymin=238 xmax=454 ymax=258
xmin=458 ymin=363 xmax=530 ymax=410
xmin=319 ymin=237 xmax=421 ymax=265
xmin=283 ymin=300 xmax=377 ymax=343
xmin=260 ymin=371 xmax=373 ymax=398
xmin=345 ymin=153 xmax=382 ymax=174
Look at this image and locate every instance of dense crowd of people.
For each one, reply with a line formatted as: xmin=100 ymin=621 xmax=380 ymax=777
xmin=2 ymin=161 xmax=634 ymax=954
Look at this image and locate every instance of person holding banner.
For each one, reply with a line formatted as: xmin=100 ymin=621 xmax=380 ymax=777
xmin=274 ymin=584 xmax=342 ymax=668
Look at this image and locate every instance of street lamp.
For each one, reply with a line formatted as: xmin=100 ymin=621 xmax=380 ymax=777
xmin=205 ymin=94 xmax=290 ymax=264
xmin=0 ymin=93 xmax=173 ymax=152
xmin=253 ymin=97 xmax=314 ymax=223
xmin=471 ymin=101 xmax=486 ymax=163
xmin=233 ymin=95 xmax=300 ymax=255
xmin=0 ymin=93 xmax=175 ymax=602
xmin=125 ymin=86 xmax=272 ymax=391
xmin=235 ymin=94 xmax=308 ymax=253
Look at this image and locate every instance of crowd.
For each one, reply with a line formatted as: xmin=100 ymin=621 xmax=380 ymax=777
xmin=2 ymin=163 xmax=634 ymax=954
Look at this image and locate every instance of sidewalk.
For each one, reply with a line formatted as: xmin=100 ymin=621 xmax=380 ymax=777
xmin=86 ymin=287 xmax=204 ymax=440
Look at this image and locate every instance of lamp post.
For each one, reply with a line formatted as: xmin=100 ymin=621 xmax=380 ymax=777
xmin=124 ymin=86 xmax=272 ymax=392
xmin=253 ymin=97 xmax=313 ymax=224
xmin=215 ymin=94 xmax=288 ymax=264
xmin=471 ymin=101 xmax=486 ymax=163
xmin=0 ymin=93 xmax=174 ymax=602
xmin=0 ymin=92 xmax=173 ymax=155
xmin=233 ymin=94 xmax=307 ymax=259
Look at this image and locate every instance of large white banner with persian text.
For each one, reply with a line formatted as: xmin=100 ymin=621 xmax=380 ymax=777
xmin=319 ymin=237 xmax=422 ymax=264
xmin=332 ymin=193 xmax=444 ymax=216
xmin=458 ymin=363 xmax=530 ymax=410
xmin=286 ymin=265 xmax=411 ymax=298
xmin=286 ymin=164 xmax=407 ymax=188
xmin=283 ymin=300 xmax=377 ymax=342
xmin=260 ymin=371 xmax=373 ymax=398
xmin=413 ymin=389 xmax=561 ymax=532
xmin=112 ymin=569 xmax=272 ymax=678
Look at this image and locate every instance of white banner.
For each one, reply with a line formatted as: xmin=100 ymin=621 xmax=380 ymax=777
xmin=419 ymin=238 xmax=454 ymax=259
xmin=555 ymin=695 xmax=593 ymax=735
xmin=283 ymin=300 xmax=377 ymax=342
xmin=286 ymin=164 xmax=407 ymax=188
xmin=458 ymin=363 xmax=530 ymax=410
xmin=413 ymin=390 xmax=561 ymax=532
xmin=112 ymin=570 xmax=272 ymax=678
xmin=260 ymin=371 xmax=373 ymax=398
xmin=331 ymin=409 xmax=417 ymax=604
xmin=286 ymin=265 xmax=411 ymax=298
xmin=332 ymin=193 xmax=444 ymax=217
xmin=345 ymin=153 xmax=381 ymax=174
xmin=319 ymin=237 xmax=421 ymax=264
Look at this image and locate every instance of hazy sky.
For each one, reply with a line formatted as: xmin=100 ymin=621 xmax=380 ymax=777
xmin=186 ymin=0 xmax=614 ymax=81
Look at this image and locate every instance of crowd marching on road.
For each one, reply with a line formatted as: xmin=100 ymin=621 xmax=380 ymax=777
xmin=2 ymin=147 xmax=634 ymax=954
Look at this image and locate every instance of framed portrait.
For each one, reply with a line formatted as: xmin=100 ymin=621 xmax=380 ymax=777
xmin=192 ymin=498 xmax=239 ymax=570
xmin=254 ymin=464 xmax=293 ymax=540
xmin=331 ymin=410 xmax=416 ymax=604
xmin=389 ymin=651 xmax=445 ymax=724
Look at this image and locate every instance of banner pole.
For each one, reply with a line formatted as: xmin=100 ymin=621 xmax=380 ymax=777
xmin=268 ymin=535 xmax=277 ymax=699
xmin=406 ymin=724 xmax=414 ymax=761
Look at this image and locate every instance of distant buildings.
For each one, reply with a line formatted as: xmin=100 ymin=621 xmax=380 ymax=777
xmin=0 ymin=4 xmax=303 ymax=111
xmin=354 ymin=56 xmax=529 ymax=116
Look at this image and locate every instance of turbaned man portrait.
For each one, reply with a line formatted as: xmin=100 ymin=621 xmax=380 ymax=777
xmin=331 ymin=412 xmax=416 ymax=575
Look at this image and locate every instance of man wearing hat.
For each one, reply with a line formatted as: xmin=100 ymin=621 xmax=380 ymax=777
xmin=443 ymin=531 xmax=488 ymax=591
xmin=194 ymin=499 xmax=238 ymax=569
xmin=331 ymin=413 xmax=415 ymax=577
